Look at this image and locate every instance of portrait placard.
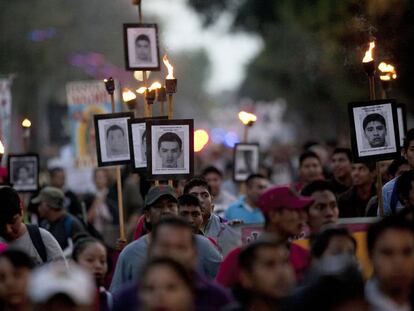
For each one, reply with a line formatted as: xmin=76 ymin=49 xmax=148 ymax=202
xmin=348 ymin=99 xmax=400 ymax=162
xmin=128 ymin=116 xmax=168 ymax=171
xmin=123 ymin=23 xmax=160 ymax=71
xmin=94 ymin=112 xmax=134 ymax=167
xmin=397 ymin=103 xmax=407 ymax=148
xmin=7 ymin=154 xmax=39 ymax=192
xmin=233 ymin=143 xmax=260 ymax=182
xmin=146 ymin=119 xmax=194 ymax=180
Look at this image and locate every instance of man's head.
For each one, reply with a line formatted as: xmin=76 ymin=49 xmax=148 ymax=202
xmin=299 ymin=151 xmax=323 ymax=184
xmin=245 ymin=174 xmax=269 ymax=207
xmin=201 ymin=166 xmax=223 ymax=197
xmin=31 ymin=187 xmax=65 ymax=220
xmin=158 ymin=132 xmax=182 ymax=168
xmin=363 ymin=113 xmax=387 ymax=148
xmin=49 ymin=167 xmax=65 ymax=189
xmin=351 ymin=162 xmax=375 ymax=187
xmin=311 ymin=227 xmax=357 ymax=261
xmin=402 ymin=128 xmax=414 ymax=169
xmin=144 ymin=186 xmax=178 ymax=227
xmin=183 ymin=178 xmax=213 ymax=224
xmin=301 ymin=181 xmax=339 ymax=233
xmin=0 ymin=187 xmax=24 ymax=241
xmin=257 ymin=186 xmax=313 ymax=239
xmin=135 ymin=34 xmax=151 ymax=62
xmin=367 ymin=217 xmax=414 ymax=295
xmin=387 ymin=156 xmax=410 ymax=179
xmin=149 ymin=217 xmax=197 ymax=269
xmin=239 ymin=235 xmax=295 ymax=300
xmin=331 ymin=148 xmax=353 ymax=180
xmin=396 ymin=170 xmax=414 ymax=208
xmin=106 ymin=124 xmax=126 ymax=155
xmin=177 ymin=194 xmax=203 ymax=233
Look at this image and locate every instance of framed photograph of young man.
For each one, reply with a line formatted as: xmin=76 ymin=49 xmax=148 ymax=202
xmin=348 ymin=99 xmax=400 ymax=162
xmin=146 ymin=119 xmax=194 ymax=180
xmin=128 ymin=116 xmax=168 ymax=171
xmin=397 ymin=103 xmax=407 ymax=147
xmin=123 ymin=23 xmax=160 ymax=71
xmin=8 ymin=154 xmax=39 ymax=192
xmin=233 ymin=143 xmax=260 ymax=182
xmin=94 ymin=112 xmax=134 ymax=167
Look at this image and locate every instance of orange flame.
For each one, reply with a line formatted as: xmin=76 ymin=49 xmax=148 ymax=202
xmin=194 ymin=129 xmax=209 ymax=152
xmin=378 ymin=62 xmax=397 ymax=80
xmin=163 ymin=55 xmax=175 ymax=79
xmin=362 ymin=41 xmax=375 ymax=63
xmin=122 ymin=89 xmax=136 ymax=102
xmin=22 ymin=118 xmax=31 ymax=128
xmin=136 ymin=87 xmax=147 ymax=94
xmin=238 ymin=111 xmax=257 ymax=126
xmin=0 ymin=140 xmax=4 ymax=154
xmin=149 ymin=81 xmax=162 ymax=91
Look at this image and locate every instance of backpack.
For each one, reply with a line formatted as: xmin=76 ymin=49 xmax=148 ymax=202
xmin=26 ymin=224 xmax=47 ymax=263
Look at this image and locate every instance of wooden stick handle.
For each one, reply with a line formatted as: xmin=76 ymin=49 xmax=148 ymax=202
xmin=116 ymin=167 xmax=126 ymax=240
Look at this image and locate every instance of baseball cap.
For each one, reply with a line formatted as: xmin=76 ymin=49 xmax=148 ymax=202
xmin=28 ymin=261 xmax=95 ymax=305
xmin=144 ymin=185 xmax=178 ymax=208
xmin=257 ymin=185 xmax=314 ymax=214
xmin=31 ymin=186 xmax=64 ymax=209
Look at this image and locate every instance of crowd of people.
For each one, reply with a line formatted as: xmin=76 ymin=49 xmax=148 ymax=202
xmin=2 ymin=129 xmax=414 ymax=310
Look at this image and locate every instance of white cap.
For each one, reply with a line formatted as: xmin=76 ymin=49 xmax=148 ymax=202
xmin=28 ymin=261 xmax=95 ymax=305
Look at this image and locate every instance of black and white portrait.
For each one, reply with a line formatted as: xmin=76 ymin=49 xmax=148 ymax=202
xmin=123 ymin=23 xmax=160 ymax=71
xmin=349 ymin=99 xmax=400 ymax=162
xmin=94 ymin=112 xmax=134 ymax=167
xmin=146 ymin=119 xmax=194 ymax=180
xmin=8 ymin=154 xmax=39 ymax=192
xmin=233 ymin=143 xmax=259 ymax=182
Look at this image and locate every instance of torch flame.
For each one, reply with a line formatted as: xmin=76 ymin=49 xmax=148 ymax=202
xmin=22 ymin=118 xmax=31 ymax=128
xmin=149 ymin=81 xmax=162 ymax=91
xmin=163 ymin=55 xmax=175 ymax=79
xmin=238 ymin=111 xmax=257 ymax=126
xmin=362 ymin=41 xmax=375 ymax=63
xmin=378 ymin=62 xmax=397 ymax=80
xmin=122 ymin=89 xmax=136 ymax=102
xmin=0 ymin=140 xmax=4 ymax=154
xmin=136 ymin=87 xmax=147 ymax=94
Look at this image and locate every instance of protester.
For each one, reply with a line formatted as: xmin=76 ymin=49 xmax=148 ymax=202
xmin=365 ymin=217 xmax=414 ymax=310
xmin=202 ymin=166 xmax=236 ymax=217
xmin=338 ymin=162 xmax=376 ymax=217
xmin=225 ymin=174 xmax=269 ymax=224
xmin=112 ymin=217 xmax=232 ymax=310
xmin=295 ymin=151 xmax=324 ymax=191
xmin=301 ymin=180 xmax=339 ymax=235
xmin=216 ymin=185 xmax=313 ymax=287
xmin=177 ymin=194 xmax=205 ymax=235
xmin=329 ymin=148 xmax=353 ymax=195
xmin=310 ymin=227 xmax=357 ymax=261
xmin=110 ymin=186 xmax=222 ymax=292
xmin=136 ymin=258 xmax=195 ymax=311
xmin=0 ymin=249 xmax=34 ymax=311
xmin=72 ymin=237 xmax=111 ymax=311
xmin=183 ymin=177 xmax=239 ymax=255
xmin=33 ymin=187 xmax=89 ymax=256
xmin=227 ymin=235 xmax=296 ymax=311
xmin=382 ymin=128 xmax=414 ymax=216
xmin=48 ymin=167 xmax=83 ymax=217
xmin=0 ymin=186 xmax=65 ymax=265
xmin=395 ymin=170 xmax=414 ymax=209
xmin=28 ymin=261 xmax=95 ymax=311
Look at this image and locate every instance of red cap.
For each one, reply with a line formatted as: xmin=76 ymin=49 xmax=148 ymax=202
xmin=257 ymin=185 xmax=314 ymax=214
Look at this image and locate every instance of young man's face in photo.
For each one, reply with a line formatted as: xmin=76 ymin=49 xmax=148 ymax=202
xmin=364 ymin=120 xmax=386 ymax=147
xmin=17 ymin=167 xmax=30 ymax=181
xmin=107 ymin=128 xmax=126 ymax=155
xmin=159 ymin=141 xmax=182 ymax=168
xmin=135 ymin=39 xmax=151 ymax=62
